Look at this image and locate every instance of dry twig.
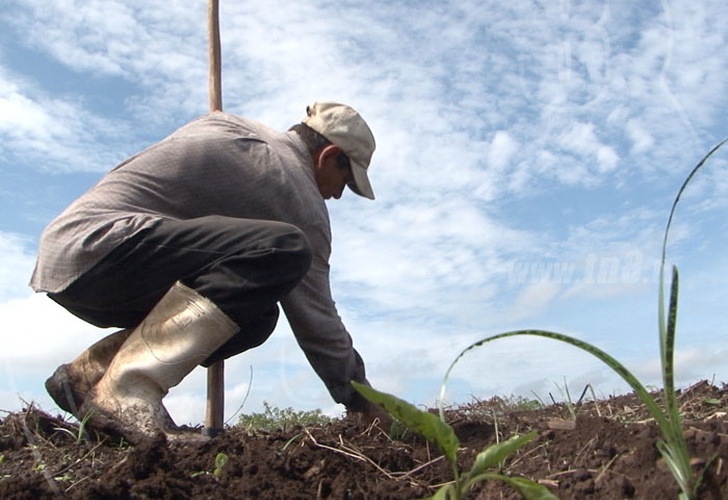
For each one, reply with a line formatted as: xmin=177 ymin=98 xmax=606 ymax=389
xmin=302 ymin=428 xmax=444 ymax=484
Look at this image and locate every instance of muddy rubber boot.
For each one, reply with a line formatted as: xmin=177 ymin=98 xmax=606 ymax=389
xmin=45 ymin=329 xmax=131 ymax=417
xmin=80 ymin=281 xmax=239 ymax=445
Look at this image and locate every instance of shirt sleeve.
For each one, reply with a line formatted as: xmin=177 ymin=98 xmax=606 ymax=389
xmin=279 ymin=225 xmax=368 ymax=408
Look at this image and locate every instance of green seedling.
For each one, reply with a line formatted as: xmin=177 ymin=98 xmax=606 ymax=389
xmin=191 ymin=452 xmax=230 ymax=479
xmin=213 ymin=452 xmax=229 ymax=477
xmin=0 ymin=454 xmax=8 ymax=481
xmin=438 ymin=137 xmax=728 ymax=500
xmin=53 ymin=410 xmax=94 ymax=444
xmin=352 ymin=382 xmax=558 ymax=500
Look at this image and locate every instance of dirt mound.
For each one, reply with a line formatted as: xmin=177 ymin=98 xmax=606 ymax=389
xmin=1 ymin=381 xmax=727 ymax=499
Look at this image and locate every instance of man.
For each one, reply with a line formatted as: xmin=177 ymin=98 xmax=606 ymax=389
xmin=30 ymin=102 xmax=382 ymax=444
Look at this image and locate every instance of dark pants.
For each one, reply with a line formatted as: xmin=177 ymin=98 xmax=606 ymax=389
xmin=49 ymin=216 xmax=313 ymax=365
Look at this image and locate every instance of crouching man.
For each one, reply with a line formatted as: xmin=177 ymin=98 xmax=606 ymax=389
xmin=30 ymin=102 xmax=385 ymax=443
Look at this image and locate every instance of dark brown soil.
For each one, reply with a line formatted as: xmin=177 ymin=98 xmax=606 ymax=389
xmin=1 ymin=380 xmax=727 ymax=499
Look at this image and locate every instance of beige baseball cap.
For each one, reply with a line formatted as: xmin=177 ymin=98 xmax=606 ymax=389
xmin=302 ymin=101 xmax=376 ymax=200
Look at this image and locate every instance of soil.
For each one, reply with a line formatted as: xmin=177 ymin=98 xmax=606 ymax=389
xmin=1 ymin=380 xmax=727 ymax=499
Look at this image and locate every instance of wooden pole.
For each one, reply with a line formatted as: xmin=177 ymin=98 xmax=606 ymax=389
xmin=204 ymin=0 xmax=225 ymax=437
xmin=208 ymin=0 xmax=223 ymax=112
xmin=205 ymin=361 xmax=225 ymax=435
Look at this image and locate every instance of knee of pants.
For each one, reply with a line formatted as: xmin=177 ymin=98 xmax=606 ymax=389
xmin=275 ymin=224 xmax=313 ymax=282
xmin=189 ymin=223 xmax=313 ymax=318
xmin=232 ymin=222 xmax=312 ymax=285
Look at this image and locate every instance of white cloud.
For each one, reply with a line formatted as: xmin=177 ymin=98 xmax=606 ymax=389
xmin=0 ymin=232 xmax=36 ymax=301
xmin=1 ymin=0 xmax=728 ymax=422
xmin=0 ymin=69 xmax=133 ymax=172
xmin=626 ymin=118 xmax=656 ymax=154
xmin=488 ymin=131 xmax=519 ymax=171
xmin=506 ymin=282 xmax=561 ymax=322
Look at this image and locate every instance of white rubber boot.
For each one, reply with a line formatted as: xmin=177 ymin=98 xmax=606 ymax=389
xmin=81 ymin=281 xmax=239 ymax=444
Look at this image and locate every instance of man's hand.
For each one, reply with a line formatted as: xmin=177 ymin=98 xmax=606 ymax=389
xmin=346 ymin=399 xmax=393 ymax=430
xmin=346 ymin=380 xmax=394 ymax=430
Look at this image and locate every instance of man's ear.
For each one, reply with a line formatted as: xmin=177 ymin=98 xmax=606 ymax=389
xmin=313 ymin=144 xmax=340 ymax=173
xmin=318 ymin=144 xmax=341 ymax=165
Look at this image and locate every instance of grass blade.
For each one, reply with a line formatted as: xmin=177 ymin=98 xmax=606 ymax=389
xmin=659 ymin=137 xmax=728 ymax=270
xmin=654 ymin=138 xmax=728 ymax=498
xmin=468 ymin=431 xmax=537 ymax=477
xmin=662 ymin=267 xmax=684 ymax=441
xmin=423 ymin=484 xmax=456 ymax=500
xmin=657 ymin=136 xmax=728 ymax=411
xmin=502 ymin=476 xmax=561 ymax=500
xmin=662 ymin=268 xmax=692 ymax=495
xmin=438 ymin=330 xmax=670 ymax=434
xmin=463 ymin=473 xmax=560 ymax=500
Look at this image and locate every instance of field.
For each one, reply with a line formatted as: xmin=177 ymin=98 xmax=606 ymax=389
xmin=1 ymin=380 xmax=726 ymax=499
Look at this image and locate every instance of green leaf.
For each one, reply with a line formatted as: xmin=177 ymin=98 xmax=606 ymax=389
xmin=439 ymin=330 xmax=670 ymax=433
xmin=657 ymin=441 xmax=692 ymax=496
xmin=653 ymin=136 xmax=728 ymax=500
xmin=213 ymin=452 xmax=229 ymax=476
xmin=352 ymin=381 xmax=460 ymax=465
xmin=658 ymin=137 xmax=728 ymax=274
xmin=468 ymin=431 xmax=537 ymax=477
xmin=462 ymin=473 xmax=559 ymax=500
xmin=502 ymin=476 xmax=561 ymax=500
xmin=658 ymin=269 xmax=691 ymax=489
xmin=422 ymin=483 xmax=456 ymax=500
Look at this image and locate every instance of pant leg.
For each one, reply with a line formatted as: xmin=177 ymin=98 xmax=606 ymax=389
xmin=50 ymin=215 xmax=312 ymax=334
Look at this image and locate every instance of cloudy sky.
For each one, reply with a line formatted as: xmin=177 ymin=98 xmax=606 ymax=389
xmin=2 ymin=0 xmax=727 ymax=426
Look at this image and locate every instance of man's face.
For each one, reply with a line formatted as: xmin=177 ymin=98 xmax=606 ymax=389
xmin=314 ymin=145 xmax=354 ymax=200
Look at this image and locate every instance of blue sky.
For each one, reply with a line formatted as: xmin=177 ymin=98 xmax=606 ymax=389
xmin=2 ymin=0 xmax=727 ymax=425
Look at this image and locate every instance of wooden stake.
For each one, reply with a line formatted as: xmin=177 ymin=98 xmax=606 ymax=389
xmin=208 ymin=0 xmax=223 ymax=112
xmin=205 ymin=359 xmax=225 ymax=435
xmin=204 ymin=0 xmax=225 ymax=437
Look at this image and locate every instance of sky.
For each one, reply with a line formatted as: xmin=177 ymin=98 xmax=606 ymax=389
xmin=1 ymin=0 xmax=728 ymax=427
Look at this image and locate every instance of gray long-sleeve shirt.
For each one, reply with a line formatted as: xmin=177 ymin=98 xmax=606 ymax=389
xmin=30 ymin=112 xmax=366 ymax=407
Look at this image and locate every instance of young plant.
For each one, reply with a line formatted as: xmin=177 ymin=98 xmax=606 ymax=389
xmin=53 ymin=410 xmax=94 ymax=444
xmin=213 ymin=452 xmax=229 ymax=477
xmin=438 ymin=137 xmax=728 ymax=500
xmin=190 ymin=452 xmax=230 ymax=479
xmin=352 ymin=382 xmax=558 ymax=500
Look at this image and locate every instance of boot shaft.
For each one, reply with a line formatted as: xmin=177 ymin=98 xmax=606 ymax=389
xmin=83 ymin=282 xmax=239 ymax=443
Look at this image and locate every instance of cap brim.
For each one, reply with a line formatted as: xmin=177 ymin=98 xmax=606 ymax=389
xmin=347 ymin=162 xmax=375 ymax=200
